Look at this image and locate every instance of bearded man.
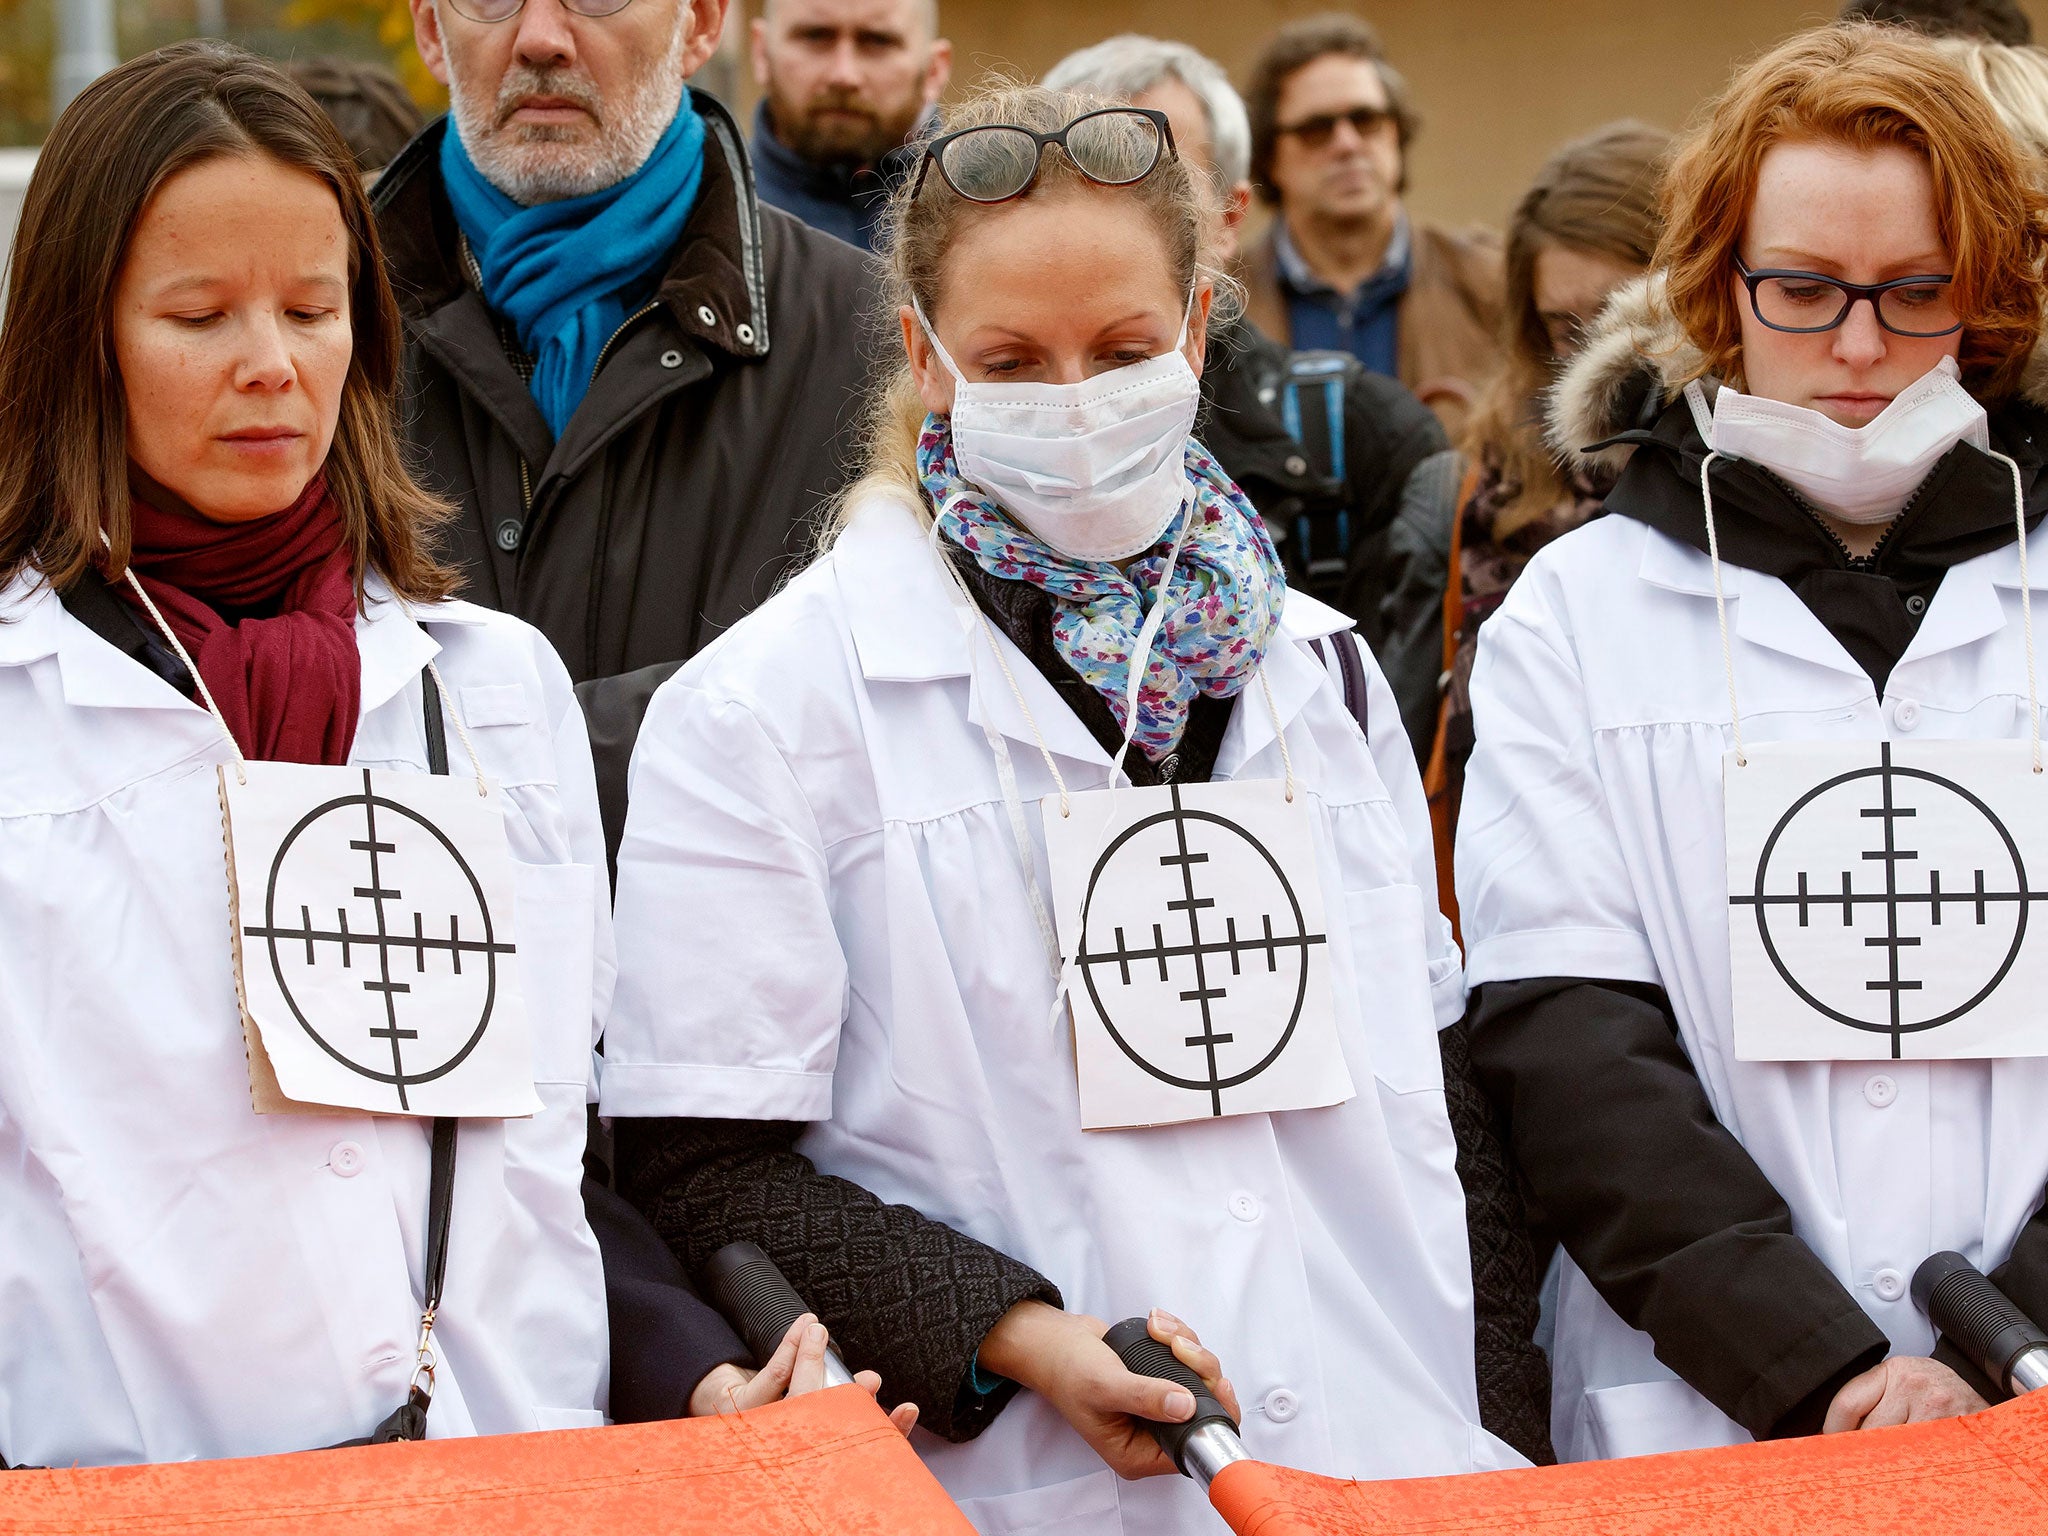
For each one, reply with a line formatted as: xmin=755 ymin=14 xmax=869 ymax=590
xmin=377 ymin=0 xmax=878 ymax=856
xmin=747 ymin=0 xmax=949 ymax=249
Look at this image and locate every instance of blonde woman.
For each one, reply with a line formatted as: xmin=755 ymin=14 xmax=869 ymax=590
xmin=604 ymin=82 xmax=1538 ymax=1533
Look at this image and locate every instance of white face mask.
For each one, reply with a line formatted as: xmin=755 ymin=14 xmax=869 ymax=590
xmin=1689 ymin=356 xmax=1990 ymax=525
xmin=916 ymin=297 xmax=1201 ymax=562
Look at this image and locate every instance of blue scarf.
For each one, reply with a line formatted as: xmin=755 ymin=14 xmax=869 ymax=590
xmin=440 ymin=97 xmax=708 ymax=436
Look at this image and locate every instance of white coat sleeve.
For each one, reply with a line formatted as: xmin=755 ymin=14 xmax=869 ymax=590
xmin=1352 ymin=632 xmax=1467 ymax=1030
xmin=1455 ymin=572 xmax=1659 ymax=988
xmin=600 ymin=676 xmax=847 ymax=1123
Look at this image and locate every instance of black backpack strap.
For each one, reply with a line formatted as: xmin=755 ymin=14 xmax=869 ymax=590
xmin=57 ymin=568 xmax=197 ymax=700
xmin=1308 ymin=632 xmax=1372 ymax=740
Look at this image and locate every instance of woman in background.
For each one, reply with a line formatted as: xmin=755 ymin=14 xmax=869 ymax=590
xmin=1373 ymin=120 xmax=1670 ymax=913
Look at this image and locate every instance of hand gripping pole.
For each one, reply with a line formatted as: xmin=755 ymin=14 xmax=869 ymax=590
xmin=702 ymin=1241 xmax=856 ymax=1389
xmin=1102 ymin=1317 xmax=1249 ymax=1489
xmin=1914 ymin=1251 xmax=2048 ymax=1396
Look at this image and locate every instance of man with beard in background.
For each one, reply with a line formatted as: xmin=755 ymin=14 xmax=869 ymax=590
xmin=748 ymin=0 xmax=950 ymax=249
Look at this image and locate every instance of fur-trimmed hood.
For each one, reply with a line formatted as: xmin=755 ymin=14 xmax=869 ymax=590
xmin=1543 ymin=270 xmax=2048 ymax=478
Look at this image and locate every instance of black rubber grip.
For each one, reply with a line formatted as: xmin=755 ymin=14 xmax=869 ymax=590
xmin=702 ymin=1242 xmax=814 ymax=1368
xmin=1102 ymin=1317 xmax=1239 ymax=1477
xmin=1914 ymin=1251 xmax=2048 ymax=1393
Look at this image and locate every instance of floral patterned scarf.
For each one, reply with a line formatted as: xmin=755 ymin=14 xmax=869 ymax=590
xmin=919 ymin=414 xmax=1284 ymax=761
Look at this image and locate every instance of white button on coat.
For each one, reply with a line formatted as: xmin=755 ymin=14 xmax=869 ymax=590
xmin=0 ymin=575 xmax=612 ymax=1466
xmin=1873 ymin=1268 xmax=1907 ymax=1302
xmin=1264 ymin=1388 xmax=1301 ymax=1423
xmin=1459 ymin=514 xmax=2048 ymax=1463
xmin=1865 ymin=1075 xmax=1898 ymax=1108
xmin=1228 ymin=1191 xmax=1262 ymax=1222
xmin=604 ymin=485 xmax=1523 ymax=1529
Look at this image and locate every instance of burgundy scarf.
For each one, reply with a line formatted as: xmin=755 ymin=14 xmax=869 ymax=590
xmin=117 ymin=475 xmax=362 ymax=765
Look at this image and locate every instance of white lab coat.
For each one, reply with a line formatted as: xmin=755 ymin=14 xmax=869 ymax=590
xmin=0 ymin=572 xmax=611 ymax=1466
xmin=602 ymin=484 xmax=1523 ymax=1536
xmin=1458 ymin=513 xmax=2048 ymax=1461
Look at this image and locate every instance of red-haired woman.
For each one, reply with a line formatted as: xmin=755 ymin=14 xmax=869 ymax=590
xmin=1458 ymin=24 xmax=2048 ymax=1460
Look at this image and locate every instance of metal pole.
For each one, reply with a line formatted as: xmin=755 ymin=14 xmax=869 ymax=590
xmin=194 ymin=0 xmax=227 ymax=36
xmin=51 ymin=0 xmax=119 ymax=117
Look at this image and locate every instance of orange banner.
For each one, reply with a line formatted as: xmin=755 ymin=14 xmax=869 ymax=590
xmin=9 ymin=1382 xmax=2048 ymax=1534
xmin=1210 ymin=1389 xmax=2048 ymax=1535
xmin=0 ymin=1386 xmax=973 ymax=1536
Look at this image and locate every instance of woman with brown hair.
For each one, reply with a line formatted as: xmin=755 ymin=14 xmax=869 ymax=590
xmin=1373 ymin=121 xmax=1669 ymax=891
xmin=1457 ymin=23 xmax=2048 ymax=1461
xmin=0 ymin=41 xmax=622 ymax=1464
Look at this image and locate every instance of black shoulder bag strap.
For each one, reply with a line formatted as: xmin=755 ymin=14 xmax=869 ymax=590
xmin=1308 ymin=633 xmax=1372 ymax=738
xmin=339 ymin=666 xmax=460 ymax=1447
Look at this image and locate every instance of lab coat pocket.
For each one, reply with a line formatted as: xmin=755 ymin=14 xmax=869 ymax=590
xmin=513 ymin=860 xmax=599 ymax=1088
xmin=1339 ymin=883 xmax=1446 ymax=1095
xmin=952 ymin=1469 xmax=1122 ymax=1534
xmin=1574 ymin=1378 xmax=1749 ymax=1462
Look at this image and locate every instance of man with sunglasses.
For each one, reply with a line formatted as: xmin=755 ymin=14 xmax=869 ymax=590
xmin=377 ymin=0 xmax=878 ymax=857
xmin=1239 ymin=13 xmax=1503 ymax=441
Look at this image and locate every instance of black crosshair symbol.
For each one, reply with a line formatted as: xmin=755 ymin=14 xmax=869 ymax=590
xmin=1075 ymin=784 xmax=1327 ymax=1115
xmin=243 ymin=770 xmax=515 ymax=1109
xmin=1731 ymin=742 xmax=2048 ymax=1058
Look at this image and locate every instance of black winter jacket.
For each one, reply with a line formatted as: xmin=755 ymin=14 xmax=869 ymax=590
xmin=373 ymin=96 xmax=882 ymax=856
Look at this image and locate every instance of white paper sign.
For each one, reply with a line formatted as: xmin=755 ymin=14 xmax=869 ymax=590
xmin=222 ymin=762 xmax=541 ymax=1117
xmin=1044 ymin=778 xmax=1355 ymax=1129
xmin=1726 ymin=739 xmax=2048 ymax=1062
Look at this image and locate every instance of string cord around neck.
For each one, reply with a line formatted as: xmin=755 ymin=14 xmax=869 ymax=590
xmin=1988 ymin=449 xmax=2044 ymax=775
xmin=98 ymin=532 xmax=494 ymax=794
xmin=100 ymin=530 xmax=250 ymax=784
xmin=1691 ymin=422 xmax=2045 ymax=776
xmin=1697 ymin=448 xmax=1748 ymax=769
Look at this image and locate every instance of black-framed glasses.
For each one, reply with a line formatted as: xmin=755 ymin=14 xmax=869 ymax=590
xmin=1735 ymin=256 xmax=1962 ymax=338
xmin=443 ymin=0 xmax=635 ymax=23
xmin=1273 ymin=104 xmax=1396 ymax=150
xmin=912 ymin=108 xmax=1177 ymax=205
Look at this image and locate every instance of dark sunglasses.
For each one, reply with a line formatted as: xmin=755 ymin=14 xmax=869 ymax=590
xmin=912 ymin=107 xmax=1177 ymax=205
xmin=1274 ymin=104 xmax=1396 ymax=150
xmin=1735 ymin=256 xmax=1962 ymax=339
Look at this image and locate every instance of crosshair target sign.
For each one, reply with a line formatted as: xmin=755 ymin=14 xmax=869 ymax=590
xmin=1731 ymin=742 xmax=2048 ymax=1058
xmin=1074 ymin=784 xmax=1328 ymax=1116
xmin=242 ymin=769 xmax=516 ymax=1110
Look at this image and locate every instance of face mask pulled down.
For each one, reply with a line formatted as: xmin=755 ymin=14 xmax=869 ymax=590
xmin=915 ymin=299 xmax=1201 ymax=562
xmin=1691 ymin=355 xmax=1989 ymax=525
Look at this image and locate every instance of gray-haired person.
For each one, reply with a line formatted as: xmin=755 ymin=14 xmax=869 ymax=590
xmin=1045 ymin=35 xmax=1457 ymax=768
